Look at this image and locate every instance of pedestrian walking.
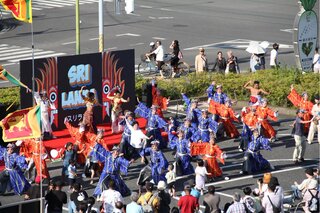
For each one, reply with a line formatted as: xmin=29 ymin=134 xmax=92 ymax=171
xmin=195 ymin=47 xmax=208 ymax=73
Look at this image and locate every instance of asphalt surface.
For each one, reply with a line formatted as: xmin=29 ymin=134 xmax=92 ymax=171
xmin=0 ymin=101 xmax=319 ymax=212
xmin=1 ymin=0 xmax=319 ymax=87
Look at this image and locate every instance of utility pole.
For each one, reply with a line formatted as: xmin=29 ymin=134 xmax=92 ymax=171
xmin=76 ymin=0 xmax=80 ymax=55
xmin=99 ymin=0 xmax=104 ymax=52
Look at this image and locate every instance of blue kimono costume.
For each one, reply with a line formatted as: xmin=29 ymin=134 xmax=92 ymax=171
xmin=166 ymin=120 xmax=180 ymax=144
xmin=119 ymin=118 xmax=138 ymax=160
xmin=242 ymin=135 xmax=272 ymax=174
xmin=212 ymin=92 xmax=228 ymax=105
xmin=182 ymin=94 xmax=202 ymax=128
xmin=239 ymin=124 xmax=253 ymax=151
xmin=206 ymin=84 xmax=215 ymax=100
xmin=179 ymin=124 xmax=197 ymax=141
xmin=169 ymin=138 xmax=194 ymax=176
xmin=0 ymin=147 xmax=30 ymax=195
xmin=140 ymin=147 xmax=168 ymax=184
xmin=135 ymin=102 xmax=167 ymax=148
xmin=193 ymin=116 xmax=218 ymax=142
xmin=91 ymin=143 xmax=130 ymax=197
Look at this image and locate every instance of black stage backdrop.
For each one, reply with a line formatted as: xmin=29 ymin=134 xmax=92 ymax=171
xmin=20 ymin=50 xmax=135 ymax=130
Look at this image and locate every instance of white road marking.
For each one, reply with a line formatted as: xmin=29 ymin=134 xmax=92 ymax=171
xmin=105 ymin=47 xmax=118 ymax=50
xmin=129 ymin=42 xmax=145 ymax=46
xmin=89 ymin=37 xmax=99 ymax=41
xmin=62 ymin=41 xmax=76 ymax=45
xmin=1 ymin=63 xmax=17 ymax=66
xmin=140 ymin=5 xmax=153 ymax=9
xmin=11 ymin=53 xmax=66 ymax=62
xmin=280 ymin=28 xmax=295 ymax=33
xmin=148 ymin=16 xmax=156 ymax=19
xmin=158 ymin=16 xmax=174 ymax=19
xmin=116 ymin=33 xmax=141 ymax=37
xmin=216 ymin=192 xmax=234 ymax=198
xmin=160 ymin=8 xmax=174 ymax=11
xmin=152 ymin=37 xmax=166 ymax=40
xmin=206 ymin=164 xmax=317 ymax=187
xmin=128 ymin=13 xmax=141 ymax=17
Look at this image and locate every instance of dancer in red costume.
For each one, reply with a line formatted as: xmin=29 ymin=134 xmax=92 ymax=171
xmin=256 ymin=99 xmax=278 ymax=140
xmin=287 ymin=84 xmax=313 ymax=134
xmin=190 ymin=134 xmax=225 ymax=181
xmin=21 ymin=138 xmax=50 ymax=181
xmin=151 ymin=79 xmax=170 ymax=118
xmin=216 ymin=99 xmax=240 ymax=138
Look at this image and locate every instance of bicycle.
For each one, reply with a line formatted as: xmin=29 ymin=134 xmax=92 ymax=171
xmin=137 ymin=55 xmax=171 ymax=78
xmin=161 ymin=54 xmax=190 ymax=78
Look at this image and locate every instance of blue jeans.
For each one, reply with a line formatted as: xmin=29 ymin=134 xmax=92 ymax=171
xmin=291 ymin=185 xmax=302 ymax=199
xmin=68 ymin=200 xmax=76 ymax=213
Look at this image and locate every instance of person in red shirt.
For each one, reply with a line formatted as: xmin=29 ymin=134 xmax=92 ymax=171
xmin=178 ymin=185 xmax=199 ymax=213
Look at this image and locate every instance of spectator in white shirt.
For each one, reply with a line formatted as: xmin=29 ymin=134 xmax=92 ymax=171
xmin=99 ymin=180 xmax=123 ymax=213
xmin=270 ymin=43 xmax=279 ymax=69
xmin=262 ymin=183 xmax=283 ymax=213
xmin=313 ymin=47 xmax=320 ymax=73
xmin=302 ymin=179 xmax=320 ymax=213
xmin=291 ymin=168 xmax=316 ymax=199
xmin=147 ymin=40 xmax=164 ymax=72
xmin=307 ymin=95 xmax=320 ymax=144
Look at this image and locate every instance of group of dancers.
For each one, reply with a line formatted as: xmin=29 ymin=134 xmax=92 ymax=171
xmin=0 ymin=78 xmax=319 ymax=199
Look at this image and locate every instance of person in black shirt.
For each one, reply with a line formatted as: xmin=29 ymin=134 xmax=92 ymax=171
xmin=45 ymin=180 xmax=67 ymax=213
xmin=170 ymin=40 xmax=180 ymax=78
xmin=212 ymin=51 xmax=227 ymax=73
xmin=69 ymin=183 xmax=88 ymax=212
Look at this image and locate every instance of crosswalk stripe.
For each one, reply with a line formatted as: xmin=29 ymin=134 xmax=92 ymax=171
xmin=0 ymin=48 xmax=32 ymax=56
xmin=15 ymin=53 xmax=67 ymax=62
xmin=45 ymin=1 xmax=74 ymax=6
xmin=1 ymin=51 xmax=55 ymax=61
xmin=0 ymin=44 xmax=66 ymax=63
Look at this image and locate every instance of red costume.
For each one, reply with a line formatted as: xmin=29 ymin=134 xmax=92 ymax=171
xmin=256 ymin=106 xmax=277 ymax=138
xmin=24 ymin=139 xmax=50 ymax=179
xmin=287 ymin=88 xmax=313 ymax=133
xmin=208 ymin=100 xmax=220 ymax=115
xmin=152 ymin=85 xmax=168 ymax=118
xmin=216 ymin=104 xmax=240 ymax=138
xmin=241 ymin=107 xmax=258 ymax=129
xmin=190 ymin=143 xmax=225 ymax=178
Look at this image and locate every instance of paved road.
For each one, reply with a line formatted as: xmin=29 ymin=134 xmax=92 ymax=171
xmin=0 ymin=101 xmax=319 ymax=212
xmin=1 ymin=0 xmax=317 ymax=87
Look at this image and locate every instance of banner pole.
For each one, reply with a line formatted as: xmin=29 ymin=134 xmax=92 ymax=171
xmin=31 ymin=20 xmax=35 ymax=104
xmin=76 ymin=0 xmax=80 ymax=55
xmin=99 ymin=0 xmax=104 ymax=52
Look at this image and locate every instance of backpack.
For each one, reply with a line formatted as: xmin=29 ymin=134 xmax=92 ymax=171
xmin=141 ymin=193 xmax=158 ymax=213
xmin=308 ymin=190 xmax=319 ymax=212
xmin=267 ymin=195 xmax=281 ymax=213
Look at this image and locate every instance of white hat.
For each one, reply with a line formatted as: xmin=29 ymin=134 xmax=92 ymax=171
xmin=157 ymin=181 xmax=166 ymax=190
xmin=150 ymin=42 xmax=155 ymax=46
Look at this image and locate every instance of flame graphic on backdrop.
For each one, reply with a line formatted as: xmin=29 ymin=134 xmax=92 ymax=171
xmin=102 ymin=52 xmax=126 ymax=120
xmin=34 ymin=58 xmax=59 ymax=128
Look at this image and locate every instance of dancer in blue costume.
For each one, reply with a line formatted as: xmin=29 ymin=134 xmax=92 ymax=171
xmin=119 ymin=111 xmax=137 ymax=160
xmin=179 ymin=118 xmax=197 ymax=141
xmin=167 ymin=117 xmax=180 ymax=144
xmin=169 ymin=130 xmax=194 ymax=176
xmin=181 ymin=93 xmax=202 ymax=128
xmin=134 ymin=102 xmax=167 ymax=148
xmin=193 ymin=110 xmax=219 ymax=142
xmin=242 ymin=129 xmax=273 ymax=174
xmin=140 ymin=140 xmax=168 ymax=185
xmin=91 ymin=144 xmax=131 ymax=197
xmin=0 ymin=143 xmax=30 ymax=195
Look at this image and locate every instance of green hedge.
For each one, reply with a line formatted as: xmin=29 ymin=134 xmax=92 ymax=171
xmin=136 ymin=68 xmax=320 ymax=107
xmin=1 ymin=68 xmax=319 ymax=110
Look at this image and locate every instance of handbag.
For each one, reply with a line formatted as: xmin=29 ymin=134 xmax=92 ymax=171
xmin=225 ymin=64 xmax=230 ymax=74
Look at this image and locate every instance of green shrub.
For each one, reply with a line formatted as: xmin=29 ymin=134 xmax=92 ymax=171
xmin=136 ymin=68 xmax=319 ymax=107
xmin=0 ymin=87 xmax=19 ymax=110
